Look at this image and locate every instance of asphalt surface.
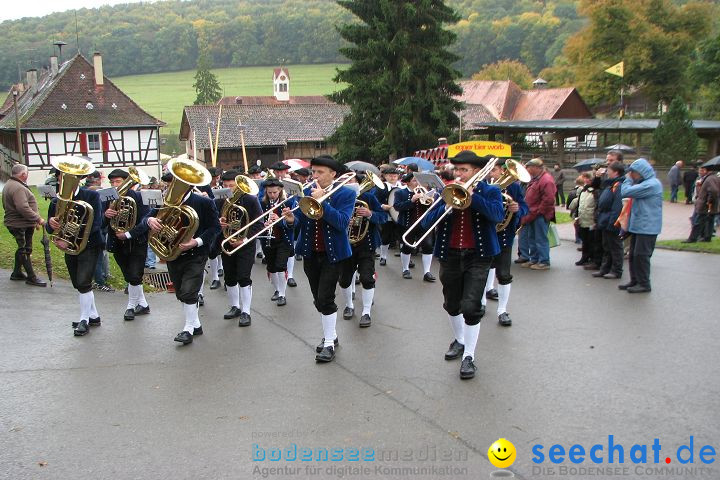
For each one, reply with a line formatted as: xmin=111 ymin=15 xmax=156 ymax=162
xmin=1 ymin=243 xmax=719 ymax=480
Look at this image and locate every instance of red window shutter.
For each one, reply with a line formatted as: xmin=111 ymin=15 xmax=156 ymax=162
xmin=79 ymin=133 xmax=88 ymax=154
xmin=102 ymin=132 xmax=109 ymax=152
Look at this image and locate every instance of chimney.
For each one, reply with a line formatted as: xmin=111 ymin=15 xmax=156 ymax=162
xmin=26 ymin=69 xmax=38 ymax=93
xmin=50 ymin=56 xmax=59 ymax=76
xmin=532 ymin=78 xmax=548 ymax=90
xmin=93 ymin=52 xmax=104 ymax=86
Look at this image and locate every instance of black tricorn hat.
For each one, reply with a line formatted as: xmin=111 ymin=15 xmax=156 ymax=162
xmin=262 ymin=178 xmax=284 ymax=189
xmin=270 ymin=161 xmax=290 ymax=171
xmin=310 ymin=155 xmax=343 ymax=173
xmin=221 ymin=170 xmax=239 ymax=181
xmin=450 ymin=151 xmax=492 ymax=168
xmin=108 ymin=168 xmax=129 ymax=180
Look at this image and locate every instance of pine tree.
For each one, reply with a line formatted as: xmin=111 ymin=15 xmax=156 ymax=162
xmin=330 ymin=0 xmax=463 ymax=162
xmin=651 ymin=97 xmax=699 ymax=166
xmin=193 ymin=53 xmax=222 ymax=105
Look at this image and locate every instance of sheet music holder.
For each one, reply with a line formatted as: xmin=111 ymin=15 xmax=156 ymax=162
xmin=212 ymin=187 xmax=233 ymax=200
xmin=97 ymin=187 xmax=120 ymax=203
xmin=140 ymin=189 xmax=164 ymax=207
xmin=413 ymin=172 xmax=445 ymax=192
xmin=282 ymin=179 xmax=303 ymax=198
xmin=37 ymin=185 xmax=56 ymax=199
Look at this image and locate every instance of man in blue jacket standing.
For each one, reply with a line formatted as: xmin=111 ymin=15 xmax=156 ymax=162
xmin=592 ymin=162 xmax=626 ymax=280
xmin=620 ymin=159 xmax=663 ymax=293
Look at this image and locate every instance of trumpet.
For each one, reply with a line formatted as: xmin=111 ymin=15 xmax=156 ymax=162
xmin=413 ymin=186 xmax=435 ymax=206
xmin=220 ymin=174 xmax=260 ymax=239
xmin=401 ymin=158 xmax=497 ymax=249
xmin=348 ymin=170 xmax=385 ymax=244
xmin=298 ymin=171 xmax=356 ymax=220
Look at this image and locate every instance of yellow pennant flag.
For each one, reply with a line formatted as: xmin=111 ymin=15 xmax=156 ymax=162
xmin=605 ymin=61 xmax=624 ymax=78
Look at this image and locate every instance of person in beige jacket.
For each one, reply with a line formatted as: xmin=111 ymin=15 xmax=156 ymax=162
xmin=2 ymin=164 xmax=47 ymax=286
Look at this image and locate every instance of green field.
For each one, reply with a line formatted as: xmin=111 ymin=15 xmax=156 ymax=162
xmin=113 ymin=64 xmax=346 ymax=135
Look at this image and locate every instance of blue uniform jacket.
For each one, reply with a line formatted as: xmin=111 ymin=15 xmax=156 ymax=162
xmin=496 ymin=182 xmax=529 ymax=249
xmin=46 ymin=187 xmax=104 ymax=249
xmin=144 ymin=192 xmax=221 ymax=258
xmin=261 ymin=196 xmax=296 ymax=248
xmin=103 ymin=189 xmax=151 ymax=253
xmin=214 ymin=194 xmax=264 ymax=256
xmin=421 ymin=181 xmax=504 ymax=260
xmin=354 ymin=191 xmax=388 ymax=251
xmin=392 ymin=187 xmax=417 ymax=228
xmin=292 ymin=184 xmax=355 ymax=263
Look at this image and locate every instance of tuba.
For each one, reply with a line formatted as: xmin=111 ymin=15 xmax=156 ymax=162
xmin=490 ymin=159 xmax=531 ymax=232
xmin=50 ymin=156 xmax=96 ymax=255
xmin=348 ymin=170 xmax=385 ymax=245
xmin=148 ymin=159 xmax=211 ymax=261
xmin=221 ymin=174 xmax=259 ymax=239
xmin=110 ymin=166 xmax=150 ymax=234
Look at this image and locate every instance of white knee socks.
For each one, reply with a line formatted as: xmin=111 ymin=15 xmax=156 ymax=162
xmin=209 ymin=257 xmax=220 ymax=282
xmin=88 ymin=291 xmax=98 ymax=319
xmin=342 ymin=286 xmax=353 ymax=309
xmin=482 ymin=268 xmax=496 ymax=307
xmin=240 ymin=286 xmax=252 ymax=314
xmin=286 ymin=256 xmax=295 ymax=278
xmin=462 ymin=323 xmax=481 ymax=360
xmin=127 ymin=284 xmax=148 ymax=309
xmin=448 ymin=314 xmax=464 ymax=344
xmin=400 ymin=253 xmax=411 ymax=271
xmin=322 ymin=313 xmax=337 ymax=347
xmin=275 ymin=272 xmax=287 ymax=297
xmin=198 ymin=271 xmax=206 ymax=296
xmin=497 ymin=283 xmax=511 ymax=315
xmin=380 ymin=244 xmax=389 ymax=259
xmin=227 ymin=284 xmax=240 ymax=308
xmin=183 ymin=303 xmax=200 ymax=333
xmin=361 ymin=288 xmax=374 ymax=315
xmin=78 ymin=292 xmax=93 ymax=321
xmin=422 ymin=254 xmax=433 ymax=274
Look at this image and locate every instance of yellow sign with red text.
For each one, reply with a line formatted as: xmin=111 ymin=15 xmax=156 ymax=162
xmin=448 ymin=141 xmax=512 ymax=158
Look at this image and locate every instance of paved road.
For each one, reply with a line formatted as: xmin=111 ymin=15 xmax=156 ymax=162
xmin=1 ymin=243 xmax=719 ymax=480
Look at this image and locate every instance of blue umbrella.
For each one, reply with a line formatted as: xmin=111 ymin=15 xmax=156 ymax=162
xmin=394 ymin=157 xmax=436 ymax=172
xmin=573 ymin=158 xmax=604 ymax=172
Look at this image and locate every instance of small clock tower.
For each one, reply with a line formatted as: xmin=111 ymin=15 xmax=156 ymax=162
xmin=273 ymin=67 xmax=290 ymax=102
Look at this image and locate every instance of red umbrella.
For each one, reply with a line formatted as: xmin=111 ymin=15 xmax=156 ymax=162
xmin=282 ymin=159 xmax=310 ymax=171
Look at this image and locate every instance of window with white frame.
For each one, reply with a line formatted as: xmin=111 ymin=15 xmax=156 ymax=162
xmin=87 ymin=133 xmax=102 ymax=152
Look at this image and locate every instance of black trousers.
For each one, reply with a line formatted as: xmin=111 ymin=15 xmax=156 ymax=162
xmin=555 ymin=186 xmax=565 ymax=206
xmin=579 ymin=227 xmax=602 ymax=265
xmin=490 ymin=244 xmax=513 ymax=285
xmin=380 ymin=222 xmax=398 ymax=246
xmin=167 ymin=252 xmax=207 ymax=304
xmin=599 ymin=230 xmax=624 ymax=275
xmin=113 ymin=240 xmax=148 ymax=286
xmin=66 ymin=244 xmax=102 ymax=293
xmin=221 ymin=247 xmax=254 ymax=287
xmin=439 ymin=249 xmax=492 ymax=326
xmin=262 ymin=239 xmax=293 ymax=274
xmin=303 ymin=254 xmax=345 ymax=315
xmin=400 ymin=226 xmax=434 ymax=254
xmin=338 ymin=245 xmax=375 ymax=289
xmin=628 ymin=234 xmax=656 ymax=288
xmin=689 ymin=213 xmax=717 ymax=242
xmin=8 ymin=226 xmax=35 ymax=276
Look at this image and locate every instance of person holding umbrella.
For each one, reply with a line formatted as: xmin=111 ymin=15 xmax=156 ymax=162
xmin=2 ymin=164 xmax=47 ymax=286
xmin=683 ymin=165 xmax=720 ymax=243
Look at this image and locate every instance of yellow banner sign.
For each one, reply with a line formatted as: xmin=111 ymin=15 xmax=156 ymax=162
xmin=447 ymin=141 xmax=512 ymax=158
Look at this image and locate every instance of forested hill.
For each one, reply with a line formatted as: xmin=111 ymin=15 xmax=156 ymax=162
xmin=0 ymin=0 xmax=586 ymax=89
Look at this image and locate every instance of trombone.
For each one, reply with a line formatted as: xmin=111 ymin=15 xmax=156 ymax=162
xmin=401 ymin=158 xmax=498 ymax=249
xmin=220 ymin=172 xmax=356 ymax=255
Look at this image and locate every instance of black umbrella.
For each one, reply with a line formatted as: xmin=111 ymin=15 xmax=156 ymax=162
xmin=40 ymin=231 xmax=53 ymax=287
xmin=701 ymin=156 xmax=720 ymax=171
xmin=605 ymin=143 xmax=636 ymax=153
xmin=573 ymin=158 xmax=605 ymax=172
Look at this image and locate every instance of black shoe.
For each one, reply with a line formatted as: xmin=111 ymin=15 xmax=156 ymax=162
xmin=261 ymin=258 xmax=267 ymax=265
xmin=394 ymin=252 xmax=400 ymax=257
xmin=591 ymin=271 xmax=608 ymax=278
xmin=198 ymin=294 xmax=204 ymax=306
xmin=124 ymin=308 xmax=135 ymax=321
xmin=460 ymin=356 xmax=476 ymax=379
xmin=402 ymin=270 xmax=412 ymax=279
xmin=238 ymin=312 xmax=251 ymax=327
xmin=224 ymin=306 xmax=241 ymax=319
xmin=124 ymin=286 xmax=128 ymax=294
xmin=485 ymin=288 xmax=498 ymax=300
xmin=316 ymin=337 xmax=339 ymax=353
xmin=575 ymin=259 xmax=589 ymax=266
xmin=423 ymin=272 xmax=436 ymax=282
xmin=73 ymin=320 xmax=89 ymax=336
xmin=618 ymin=282 xmax=637 ymax=290
xmin=271 ymin=290 xmax=280 ymax=301
xmin=498 ymin=312 xmax=512 ymax=326
xmin=218 ymin=269 xmax=224 ymax=277
xmin=287 ymin=278 xmax=297 ymax=287
xmin=409 ymin=260 xmax=415 ymax=269
xmin=359 ymin=314 xmax=371 ymax=328
xmin=354 ymin=276 xmax=360 ymax=285
xmin=603 ymin=273 xmax=621 ymax=279
xmin=295 ymin=255 xmax=303 ymax=261
xmin=10 ymin=271 xmax=27 ymax=281
xmin=379 ymin=258 xmax=387 ymax=266
xmin=315 ymin=346 xmax=335 ymax=363
xmin=627 ymin=285 xmax=651 ymax=293
xmin=343 ymin=307 xmax=354 ymax=320
xmin=256 ymin=252 xmax=264 ymax=259
xmin=583 ymin=263 xmax=600 ymax=270
xmin=514 ymin=257 xmax=529 ymax=264
xmin=210 ymin=279 xmax=221 ymax=290
xmin=444 ymin=340 xmax=464 ymax=360
xmin=193 ymin=326 xmax=203 ymax=335
xmin=174 ymin=331 xmax=193 ymax=344
xmin=25 ymin=277 xmax=47 ymax=287
xmin=134 ymin=305 xmax=150 ymax=315
xmin=276 ymin=296 xmax=287 ymax=306
xmin=73 ymin=317 xmax=101 ymax=328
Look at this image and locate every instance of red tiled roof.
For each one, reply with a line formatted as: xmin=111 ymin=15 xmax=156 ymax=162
xmin=273 ymin=67 xmax=290 ymax=80
xmin=217 ymin=95 xmax=332 ymax=106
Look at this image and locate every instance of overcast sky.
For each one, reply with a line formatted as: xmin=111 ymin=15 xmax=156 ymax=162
xmin=0 ymin=0 xmax=151 ymax=22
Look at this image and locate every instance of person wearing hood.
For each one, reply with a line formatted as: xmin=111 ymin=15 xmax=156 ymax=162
xmin=592 ymin=162 xmax=626 ymax=279
xmin=619 ymin=158 xmax=663 ymax=293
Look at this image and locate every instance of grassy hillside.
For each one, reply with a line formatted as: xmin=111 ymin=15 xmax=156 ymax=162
xmin=113 ymin=63 xmax=346 ymax=136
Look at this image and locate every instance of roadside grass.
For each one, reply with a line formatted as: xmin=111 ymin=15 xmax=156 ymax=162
xmin=657 ymin=237 xmax=720 ymax=254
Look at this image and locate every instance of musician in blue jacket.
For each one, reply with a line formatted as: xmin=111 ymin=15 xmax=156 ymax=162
xmin=421 ymin=151 xmax=504 ymax=380
xmin=146 ymin=189 xmax=221 ymax=345
xmin=103 ymin=169 xmax=151 ymax=322
xmin=482 ymin=160 xmax=529 ymax=327
xmin=260 ymin=178 xmax=296 ymax=307
xmin=283 ymin=155 xmax=355 ymax=363
xmin=393 ymin=174 xmax=436 ymax=282
xmin=338 ymin=173 xmax=388 ymax=328
xmin=46 ymin=178 xmax=104 ymax=337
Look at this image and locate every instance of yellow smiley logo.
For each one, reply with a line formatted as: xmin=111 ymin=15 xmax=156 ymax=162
xmin=488 ymin=438 xmax=516 ymax=468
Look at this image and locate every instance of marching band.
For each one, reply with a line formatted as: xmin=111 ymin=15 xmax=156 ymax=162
xmin=42 ymin=149 xmax=531 ymax=378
